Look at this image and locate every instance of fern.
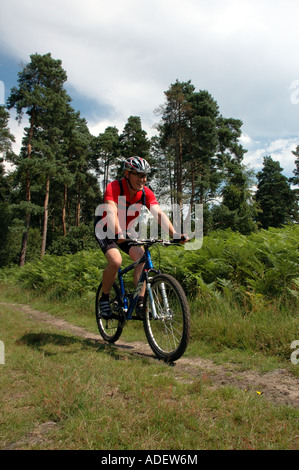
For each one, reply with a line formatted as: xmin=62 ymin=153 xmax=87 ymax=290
xmin=1 ymin=226 xmax=299 ymax=306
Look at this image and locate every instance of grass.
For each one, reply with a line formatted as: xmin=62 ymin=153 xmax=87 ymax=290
xmin=1 ymin=301 xmax=299 ymax=450
xmin=0 ymin=283 xmax=299 ymax=450
xmin=189 ymin=295 xmax=299 ymax=371
xmin=1 ymin=281 xmax=298 ymax=374
xmin=1 ymin=226 xmax=299 ymax=449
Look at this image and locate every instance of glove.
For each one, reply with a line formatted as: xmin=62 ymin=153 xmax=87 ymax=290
xmin=180 ymin=233 xmax=189 ymax=243
xmin=173 ymin=233 xmax=189 ymax=243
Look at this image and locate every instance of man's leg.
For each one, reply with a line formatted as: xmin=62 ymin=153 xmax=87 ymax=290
xmin=101 ymin=247 xmax=122 ymax=295
xmin=129 ymin=245 xmax=146 ymax=316
xmin=129 ymin=245 xmax=145 ymax=292
xmin=100 ymin=247 xmax=122 ymax=319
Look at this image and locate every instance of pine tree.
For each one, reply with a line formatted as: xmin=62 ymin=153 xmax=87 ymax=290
xmin=255 ymin=156 xmax=297 ymax=228
xmin=63 ymin=112 xmax=92 ymax=228
xmin=157 ymin=80 xmax=194 ymax=206
xmin=0 ymin=106 xmax=15 ymax=200
xmin=0 ymin=106 xmax=16 ymax=266
xmin=7 ymin=53 xmax=70 ymax=263
xmin=120 ymin=116 xmax=150 ymax=159
xmin=290 ymin=145 xmax=299 ymax=186
xmin=0 ymin=106 xmax=15 ymax=157
xmin=188 ymin=89 xmax=219 ymax=206
xmin=95 ymin=126 xmax=120 ymax=192
xmin=213 ymin=163 xmax=260 ymax=234
xmin=155 ymin=80 xmax=247 ymax=231
xmin=289 ymin=145 xmax=299 ymax=223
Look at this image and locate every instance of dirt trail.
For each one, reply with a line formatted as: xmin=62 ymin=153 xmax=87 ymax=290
xmin=2 ymin=302 xmax=299 ymax=409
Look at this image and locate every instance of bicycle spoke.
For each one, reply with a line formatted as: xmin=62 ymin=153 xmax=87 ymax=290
xmin=95 ymin=282 xmax=123 ymax=343
xmin=144 ymin=274 xmax=190 ymax=361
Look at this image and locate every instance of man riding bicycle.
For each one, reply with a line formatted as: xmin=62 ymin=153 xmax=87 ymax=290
xmin=94 ymin=156 xmax=188 ymax=319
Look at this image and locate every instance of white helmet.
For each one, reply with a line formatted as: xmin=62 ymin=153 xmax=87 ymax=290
xmin=124 ymin=156 xmax=151 ymax=174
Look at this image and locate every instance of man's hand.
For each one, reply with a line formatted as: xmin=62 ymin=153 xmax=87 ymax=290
xmin=179 ymin=233 xmax=189 ymax=244
xmin=173 ymin=233 xmax=189 ymax=244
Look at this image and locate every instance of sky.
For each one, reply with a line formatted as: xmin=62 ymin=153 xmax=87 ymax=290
xmin=1 ymin=0 xmax=299 ymax=178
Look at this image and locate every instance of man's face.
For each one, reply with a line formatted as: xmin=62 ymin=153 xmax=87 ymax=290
xmin=125 ymin=170 xmax=147 ymax=191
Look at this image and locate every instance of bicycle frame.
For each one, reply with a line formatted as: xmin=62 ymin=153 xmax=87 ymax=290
xmin=96 ymin=238 xmax=190 ymax=362
xmin=118 ymin=246 xmax=159 ymax=320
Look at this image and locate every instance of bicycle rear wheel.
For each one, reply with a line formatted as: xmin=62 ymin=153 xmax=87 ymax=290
xmin=95 ymin=282 xmax=124 ymax=343
xmin=143 ymin=274 xmax=190 ymax=362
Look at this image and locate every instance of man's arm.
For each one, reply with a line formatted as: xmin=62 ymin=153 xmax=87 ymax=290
xmin=105 ymin=200 xmax=125 ymax=239
xmin=149 ymin=204 xmax=189 ymax=242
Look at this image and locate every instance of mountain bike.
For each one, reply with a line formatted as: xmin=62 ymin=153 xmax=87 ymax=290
xmin=95 ymin=239 xmax=191 ymax=362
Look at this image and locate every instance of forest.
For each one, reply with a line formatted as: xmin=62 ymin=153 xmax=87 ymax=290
xmin=0 ymin=52 xmax=298 ymax=268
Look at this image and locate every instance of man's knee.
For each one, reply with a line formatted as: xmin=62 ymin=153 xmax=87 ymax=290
xmin=129 ymin=246 xmax=144 ymax=261
xmin=106 ymin=249 xmax=122 ymax=270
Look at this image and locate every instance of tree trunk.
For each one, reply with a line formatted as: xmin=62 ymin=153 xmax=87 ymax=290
xmin=41 ymin=176 xmax=50 ymax=259
xmin=178 ymin=129 xmax=183 ymax=208
xmin=19 ymin=122 xmax=34 ymax=267
xmin=190 ymin=168 xmax=195 ymax=210
xmin=62 ymin=183 xmax=67 ymax=236
xmin=76 ymin=182 xmax=81 ymax=227
xmin=19 ymin=213 xmax=30 ymax=267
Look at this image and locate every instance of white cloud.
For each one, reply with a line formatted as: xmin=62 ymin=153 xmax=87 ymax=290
xmin=244 ymin=136 xmax=298 ymax=177
xmin=6 ymin=109 xmax=26 ymax=153
xmin=240 ymin=133 xmax=253 ymax=147
xmin=1 ymin=0 xmax=299 ymax=173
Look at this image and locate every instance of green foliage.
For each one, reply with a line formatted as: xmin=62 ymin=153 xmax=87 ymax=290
xmin=48 ymin=224 xmax=98 ymax=256
xmin=2 ymin=226 xmax=298 ymax=308
xmin=0 ymin=250 xmax=105 ymax=298
xmin=1 ymin=60 xmax=299 ymax=269
xmin=1 ymin=226 xmax=298 ymax=362
xmin=211 ymin=163 xmax=260 ymax=234
xmin=256 ymin=156 xmax=297 ymax=228
xmin=120 ymin=116 xmax=150 ymax=159
xmin=0 ymin=105 xmax=15 ymax=156
xmin=0 ymin=213 xmax=42 ymax=267
xmin=0 ymin=202 xmax=15 ymax=265
xmin=4 ymin=53 xmax=101 ymax=265
xmin=151 ymin=225 xmax=299 ymax=306
xmin=155 ymin=80 xmax=248 ymax=210
xmin=1 ymin=301 xmax=298 ymax=450
xmin=289 ymin=145 xmax=299 ymax=186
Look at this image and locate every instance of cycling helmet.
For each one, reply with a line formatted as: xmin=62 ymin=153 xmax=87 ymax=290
xmin=124 ymin=156 xmax=151 ymax=174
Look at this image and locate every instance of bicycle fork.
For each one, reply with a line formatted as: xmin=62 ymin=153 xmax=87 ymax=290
xmin=144 ymin=271 xmax=158 ymax=320
xmin=142 ymin=250 xmax=171 ymax=321
xmin=159 ymin=282 xmax=171 ymax=318
xmin=145 ymin=273 xmax=171 ymax=321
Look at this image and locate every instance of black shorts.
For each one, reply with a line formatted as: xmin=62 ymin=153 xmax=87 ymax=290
xmin=95 ymin=237 xmax=132 ymax=256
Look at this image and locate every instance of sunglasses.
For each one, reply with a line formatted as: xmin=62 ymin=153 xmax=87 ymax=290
xmin=130 ymin=172 xmax=147 ymax=179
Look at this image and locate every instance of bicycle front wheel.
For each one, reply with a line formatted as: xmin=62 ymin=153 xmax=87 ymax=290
xmin=95 ymin=282 xmax=124 ymax=343
xmin=143 ymin=274 xmax=190 ymax=362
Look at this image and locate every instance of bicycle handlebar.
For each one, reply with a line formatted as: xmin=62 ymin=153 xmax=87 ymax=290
xmin=127 ymin=238 xmax=182 ymax=247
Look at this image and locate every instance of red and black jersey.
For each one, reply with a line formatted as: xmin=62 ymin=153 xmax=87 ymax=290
xmin=95 ymin=178 xmax=158 ymax=238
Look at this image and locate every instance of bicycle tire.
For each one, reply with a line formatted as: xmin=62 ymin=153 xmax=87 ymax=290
xmin=143 ymin=273 xmax=190 ymax=362
xmin=95 ymin=282 xmax=124 ymax=343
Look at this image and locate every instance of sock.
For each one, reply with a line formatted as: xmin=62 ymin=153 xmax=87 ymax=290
xmin=101 ymin=293 xmax=110 ymax=301
xmin=138 ymin=296 xmax=144 ymax=306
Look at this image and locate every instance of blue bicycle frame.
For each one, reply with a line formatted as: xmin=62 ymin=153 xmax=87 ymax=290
xmin=118 ymin=248 xmax=158 ymax=320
